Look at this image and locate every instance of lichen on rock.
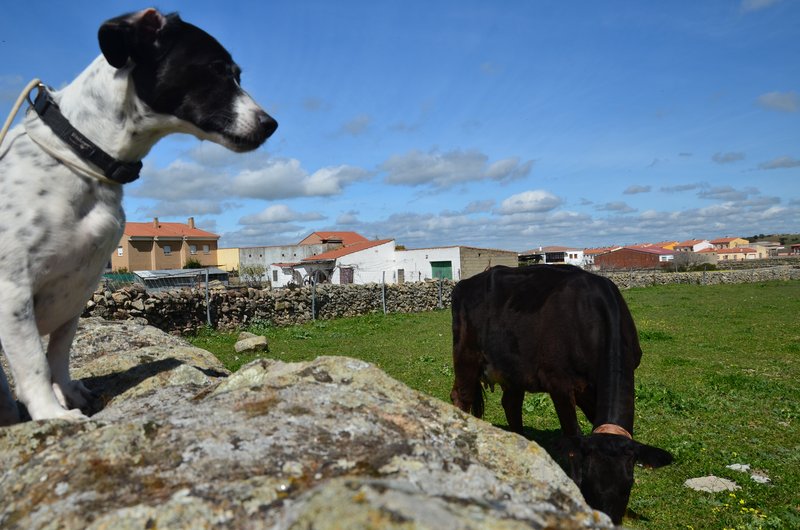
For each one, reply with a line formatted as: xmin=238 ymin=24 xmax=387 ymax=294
xmin=0 ymin=318 xmax=612 ymax=529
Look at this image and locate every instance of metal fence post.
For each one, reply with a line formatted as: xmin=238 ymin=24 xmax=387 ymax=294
xmin=381 ymin=271 xmax=387 ymax=315
xmin=311 ymin=274 xmax=316 ymax=320
xmin=204 ymin=268 xmax=211 ymax=327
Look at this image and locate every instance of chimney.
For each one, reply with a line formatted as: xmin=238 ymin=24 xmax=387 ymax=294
xmin=153 ymin=217 xmax=159 ymax=228
xmin=188 ymin=217 xmax=195 ymax=229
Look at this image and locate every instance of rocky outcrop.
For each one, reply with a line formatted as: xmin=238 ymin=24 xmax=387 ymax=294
xmin=0 ymin=318 xmax=612 ymax=528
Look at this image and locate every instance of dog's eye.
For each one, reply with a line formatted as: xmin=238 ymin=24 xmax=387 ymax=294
xmin=209 ymin=61 xmax=238 ymax=81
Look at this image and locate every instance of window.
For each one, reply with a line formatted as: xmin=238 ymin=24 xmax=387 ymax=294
xmin=189 ymin=244 xmax=197 ymax=255
xmin=117 ymin=246 xmax=123 ymax=257
xmin=203 ymin=244 xmax=210 ymax=254
xmin=164 ymin=245 xmax=172 ymax=255
xmin=273 ymin=270 xmax=278 ymax=282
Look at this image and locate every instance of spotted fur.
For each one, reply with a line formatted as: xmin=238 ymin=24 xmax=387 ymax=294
xmin=0 ymin=8 xmax=276 ymax=425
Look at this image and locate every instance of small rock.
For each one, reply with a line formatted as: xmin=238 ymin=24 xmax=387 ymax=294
xmin=684 ymin=476 xmax=740 ymax=493
xmin=726 ymin=463 xmax=771 ymax=484
xmin=235 ymin=335 xmax=268 ymax=354
xmin=726 ymin=463 xmax=750 ymax=473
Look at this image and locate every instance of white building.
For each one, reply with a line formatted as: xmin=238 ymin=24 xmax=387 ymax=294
xmin=519 ymin=246 xmax=587 ymax=267
xmin=269 ymin=240 xmax=519 ymax=287
xmin=292 ymin=239 xmax=397 ymax=286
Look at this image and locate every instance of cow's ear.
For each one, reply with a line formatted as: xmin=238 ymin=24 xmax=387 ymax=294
xmin=634 ymin=442 xmax=673 ymax=468
xmin=98 ymin=8 xmax=168 ymax=68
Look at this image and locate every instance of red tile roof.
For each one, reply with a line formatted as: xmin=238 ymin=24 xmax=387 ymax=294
xmin=584 ymin=246 xmax=622 ymax=255
xmin=710 ymin=237 xmax=746 ymax=244
xmin=623 ymin=245 xmax=674 ymax=255
xmin=124 ymin=222 xmax=218 ymax=239
xmin=298 ymin=231 xmax=368 ymax=246
xmin=302 ymin=239 xmax=393 ymax=261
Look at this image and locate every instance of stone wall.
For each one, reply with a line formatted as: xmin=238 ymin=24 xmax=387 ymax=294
xmin=84 ymin=266 xmax=799 ymax=334
xmin=599 ymin=264 xmax=800 ymax=289
xmin=84 ymin=280 xmax=454 ymax=334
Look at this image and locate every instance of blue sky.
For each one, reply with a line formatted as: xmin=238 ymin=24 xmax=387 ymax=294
xmin=2 ymin=1 xmax=798 ymax=251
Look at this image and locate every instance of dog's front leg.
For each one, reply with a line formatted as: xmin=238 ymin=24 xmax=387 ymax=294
xmin=47 ymin=315 xmax=94 ymax=412
xmin=0 ymin=293 xmax=87 ymax=421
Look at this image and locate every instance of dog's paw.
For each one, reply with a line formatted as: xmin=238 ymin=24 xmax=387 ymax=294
xmin=28 ymin=402 xmax=89 ymax=422
xmin=53 ymin=380 xmax=94 ymax=411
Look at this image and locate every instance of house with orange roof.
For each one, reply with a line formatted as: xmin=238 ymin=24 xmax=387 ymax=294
xmin=653 ymin=241 xmax=679 ymax=250
xmin=674 ymin=239 xmax=714 ymax=253
xmin=710 ymin=236 xmax=749 ymax=250
xmin=290 ymin=239 xmax=397 ymax=286
xmin=111 ymin=217 xmax=219 ymax=272
xmin=593 ymin=246 xmax=675 ymax=270
xmin=297 ymin=231 xmax=368 ymax=247
xmin=268 ymin=238 xmax=518 ymax=287
xmin=716 ymin=247 xmax=758 ymax=261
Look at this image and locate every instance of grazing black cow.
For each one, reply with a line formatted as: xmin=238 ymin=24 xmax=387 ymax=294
xmin=450 ymin=264 xmax=672 ymax=524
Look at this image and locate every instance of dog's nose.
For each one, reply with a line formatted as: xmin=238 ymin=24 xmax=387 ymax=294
xmin=259 ymin=111 xmax=278 ymax=138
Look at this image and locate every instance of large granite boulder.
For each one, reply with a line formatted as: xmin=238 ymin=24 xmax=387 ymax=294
xmin=0 ymin=318 xmax=612 ymax=528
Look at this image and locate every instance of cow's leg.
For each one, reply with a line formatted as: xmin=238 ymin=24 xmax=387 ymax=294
xmin=450 ymin=347 xmax=484 ymax=417
xmin=501 ymin=387 xmax=525 ymax=434
xmin=576 ymin=389 xmax=597 ymax=426
xmin=551 ymin=391 xmax=581 ymax=437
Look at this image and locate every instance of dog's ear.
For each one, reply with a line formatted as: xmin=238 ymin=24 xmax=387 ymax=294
xmin=98 ymin=8 xmax=168 ymax=68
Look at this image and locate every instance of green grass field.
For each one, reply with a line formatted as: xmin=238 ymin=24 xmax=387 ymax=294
xmin=189 ymin=280 xmax=800 ymax=529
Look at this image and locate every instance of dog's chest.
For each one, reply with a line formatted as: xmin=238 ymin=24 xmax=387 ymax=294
xmin=1 ymin=133 xmax=125 ymax=333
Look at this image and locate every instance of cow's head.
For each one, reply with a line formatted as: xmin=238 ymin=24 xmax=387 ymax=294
xmin=562 ymin=433 xmax=673 ymax=524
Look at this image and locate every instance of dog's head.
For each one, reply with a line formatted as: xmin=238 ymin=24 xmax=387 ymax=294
xmin=98 ymin=8 xmax=277 ymax=152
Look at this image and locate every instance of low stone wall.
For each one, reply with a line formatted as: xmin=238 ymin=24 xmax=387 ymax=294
xmin=84 ymin=280 xmax=455 ymax=334
xmin=600 ymin=265 xmax=800 ymax=289
xmin=84 ymin=266 xmax=799 ymax=334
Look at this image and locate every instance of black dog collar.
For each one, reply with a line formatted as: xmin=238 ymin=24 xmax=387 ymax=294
xmin=32 ymin=86 xmax=142 ymax=184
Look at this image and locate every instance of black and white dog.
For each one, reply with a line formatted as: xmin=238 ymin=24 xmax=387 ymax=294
xmin=0 ymin=9 xmax=276 ymax=425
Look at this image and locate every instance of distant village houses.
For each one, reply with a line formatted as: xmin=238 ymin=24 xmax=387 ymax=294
xmin=111 ymin=219 xmax=796 ymax=286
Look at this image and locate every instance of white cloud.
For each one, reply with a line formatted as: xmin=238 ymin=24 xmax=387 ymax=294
xmin=336 ymin=211 xmax=361 ymax=225
xmin=698 ymin=186 xmax=758 ymax=202
xmin=239 ymin=204 xmax=325 ymax=226
xmin=135 ymin=199 xmax=229 ymax=218
xmin=339 ymin=114 xmax=372 ymax=136
xmin=756 ymin=91 xmax=798 ymax=113
xmin=382 ymin=148 xmax=532 ymax=189
xmin=758 ymin=156 xmax=800 ymax=169
xmin=741 ymin=0 xmax=782 ymax=12
xmin=624 ymin=185 xmax=651 ymax=195
xmin=660 ymin=183 xmax=705 ymax=193
xmin=497 ymin=190 xmax=562 ymax=215
xmin=712 ymin=152 xmax=746 ymax=164
xmin=596 ymin=201 xmax=637 ymax=214
xmin=232 ymin=160 xmax=370 ymax=199
xmin=135 ymin=148 xmax=370 ymax=203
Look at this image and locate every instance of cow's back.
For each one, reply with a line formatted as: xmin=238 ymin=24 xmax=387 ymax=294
xmin=452 ymin=265 xmax=641 ymax=395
